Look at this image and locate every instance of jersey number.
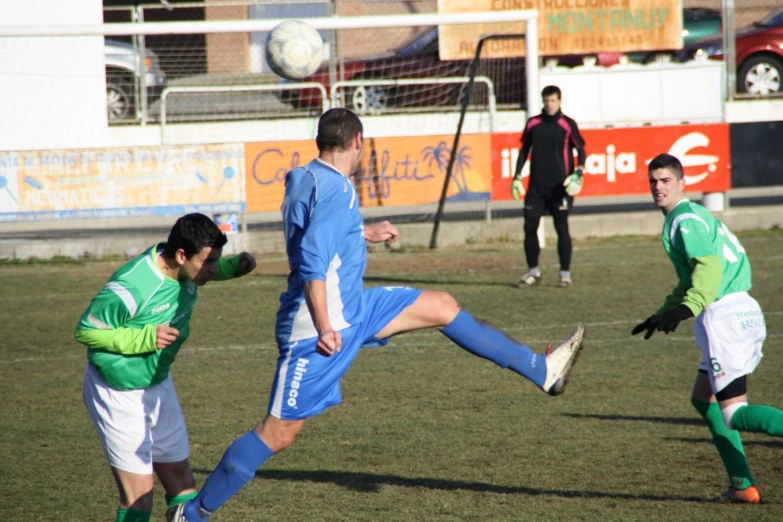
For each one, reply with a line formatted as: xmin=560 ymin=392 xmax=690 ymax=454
xmin=718 ymin=223 xmax=745 ymax=264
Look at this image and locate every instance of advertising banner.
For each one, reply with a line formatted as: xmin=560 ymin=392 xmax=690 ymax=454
xmin=246 ymin=135 xmax=492 ymax=213
xmin=0 ymin=144 xmax=245 ymax=222
xmin=491 ymin=123 xmax=731 ymax=200
xmin=438 ymin=0 xmax=683 ymax=60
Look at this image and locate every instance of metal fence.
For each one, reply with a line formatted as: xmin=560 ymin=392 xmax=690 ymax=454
xmin=102 ymin=0 xmax=782 ymax=125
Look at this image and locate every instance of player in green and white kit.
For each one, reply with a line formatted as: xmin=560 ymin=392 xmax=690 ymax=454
xmin=633 ymin=153 xmax=783 ymax=503
xmin=76 ymin=213 xmax=256 ymax=522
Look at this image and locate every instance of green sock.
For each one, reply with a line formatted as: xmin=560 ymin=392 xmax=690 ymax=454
xmin=166 ymin=491 xmax=198 ymax=508
xmin=691 ymin=398 xmax=754 ymax=490
xmin=731 ymin=405 xmax=783 ymax=437
xmin=116 ymin=508 xmax=151 ymax=522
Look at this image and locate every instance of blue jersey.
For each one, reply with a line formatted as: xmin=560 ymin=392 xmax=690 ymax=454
xmin=275 ymin=158 xmax=366 ymax=344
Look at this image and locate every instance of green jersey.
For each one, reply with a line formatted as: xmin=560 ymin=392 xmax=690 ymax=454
xmin=75 ymin=243 xmax=240 ymax=390
xmin=659 ymin=199 xmax=752 ymax=316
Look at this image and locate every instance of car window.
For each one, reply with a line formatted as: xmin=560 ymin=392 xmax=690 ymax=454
xmin=759 ymin=7 xmax=783 ymax=27
xmin=396 ymin=28 xmax=439 ymax=57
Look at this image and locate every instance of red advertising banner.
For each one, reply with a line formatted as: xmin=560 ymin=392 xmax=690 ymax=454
xmin=491 ymin=124 xmax=731 ymax=201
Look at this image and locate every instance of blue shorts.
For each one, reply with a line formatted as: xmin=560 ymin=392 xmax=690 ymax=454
xmin=267 ymin=286 xmax=421 ymax=420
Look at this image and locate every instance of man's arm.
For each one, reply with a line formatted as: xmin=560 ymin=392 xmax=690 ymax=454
xmin=74 ymin=284 xmax=165 ymax=354
xmin=304 ymin=280 xmax=342 ymax=356
xmin=514 ymin=120 xmax=534 ymax=179
xmin=213 ymin=253 xmax=257 ymax=281
xmin=681 ymin=255 xmax=722 ymax=316
xmin=364 ymin=221 xmax=399 ymax=244
xmin=568 ymin=117 xmax=586 ymax=169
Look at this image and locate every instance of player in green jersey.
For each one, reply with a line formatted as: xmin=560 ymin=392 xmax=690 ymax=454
xmin=76 ymin=213 xmax=256 ymax=522
xmin=633 ymin=153 xmax=783 ymax=503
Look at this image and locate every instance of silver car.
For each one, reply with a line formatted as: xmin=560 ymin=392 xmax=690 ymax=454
xmin=104 ymin=39 xmax=166 ymax=122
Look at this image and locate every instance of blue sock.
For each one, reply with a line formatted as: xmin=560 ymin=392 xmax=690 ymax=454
xmin=184 ymin=430 xmax=274 ymax=521
xmin=441 ymin=311 xmax=546 ymax=388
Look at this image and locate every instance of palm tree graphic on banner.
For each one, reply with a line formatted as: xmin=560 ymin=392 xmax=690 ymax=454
xmin=421 ymin=141 xmax=473 ymax=194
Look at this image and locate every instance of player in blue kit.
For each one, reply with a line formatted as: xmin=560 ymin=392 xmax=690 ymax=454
xmin=170 ymin=108 xmax=586 ymax=522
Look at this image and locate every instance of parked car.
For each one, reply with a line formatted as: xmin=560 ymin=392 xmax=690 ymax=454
xmin=104 ymin=39 xmax=167 ymax=122
xmin=282 ymin=8 xmax=722 ymax=114
xmin=679 ymin=6 xmax=783 ymax=96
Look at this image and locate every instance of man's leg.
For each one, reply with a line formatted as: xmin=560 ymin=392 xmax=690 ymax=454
xmin=178 ymin=416 xmax=303 ymax=521
xmin=374 ymin=290 xmax=584 ymax=394
xmin=155 ymin=460 xmax=197 ymax=516
xmin=550 ymin=195 xmax=573 ymax=286
xmin=690 ymin=371 xmax=756 ymax=494
xmin=521 ymin=190 xmax=545 ymax=286
xmin=110 ymin=468 xmax=154 ymax=522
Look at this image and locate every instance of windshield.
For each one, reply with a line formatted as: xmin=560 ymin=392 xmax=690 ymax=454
xmin=758 ymin=6 xmax=783 ymax=27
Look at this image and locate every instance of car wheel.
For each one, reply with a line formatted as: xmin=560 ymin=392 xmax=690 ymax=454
xmin=346 ymin=81 xmax=394 ymax=115
xmin=106 ymin=76 xmax=134 ymax=122
xmin=738 ymin=55 xmax=783 ymax=96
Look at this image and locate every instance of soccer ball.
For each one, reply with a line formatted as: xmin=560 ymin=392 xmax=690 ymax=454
xmin=265 ymin=20 xmax=324 ymax=81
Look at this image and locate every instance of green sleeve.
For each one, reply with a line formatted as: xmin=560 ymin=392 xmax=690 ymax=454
xmin=74 ymin=281 xmax=157 ymax=355
xmin=74 ymin=324 xmax=158 ymax=355
xmin=655 ymin=281 xmax=688 ymax=315
xmin=681 ymin=255 xmax=722 ymax=316
xmin=214 ymin=255 xmax=242 ymax=281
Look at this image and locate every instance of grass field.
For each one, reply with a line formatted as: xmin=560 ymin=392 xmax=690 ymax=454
xmin=1 ymin=230 xmax=782 ymax=522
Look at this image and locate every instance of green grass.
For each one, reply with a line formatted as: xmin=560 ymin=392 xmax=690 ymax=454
xmin=2 ymin=231 xmax=782 ymax=521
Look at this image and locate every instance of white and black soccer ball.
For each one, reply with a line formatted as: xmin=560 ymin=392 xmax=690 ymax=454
xmin=265 ymin=20 xmax=324 ymax=81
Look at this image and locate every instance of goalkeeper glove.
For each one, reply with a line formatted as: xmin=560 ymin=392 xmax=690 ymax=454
xmin=511 ymin=177 xmax=524 ymax=201
xmin=655 ymin=305 xmax=694 ymax=334
xmin=563 ymin=168 xmax=584 ymax=196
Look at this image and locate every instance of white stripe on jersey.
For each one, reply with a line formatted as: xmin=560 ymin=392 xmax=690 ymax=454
xmin=288 ymin=253 xmax=351 ymax=342
xmin=270 ymin=342 xmax=296 ymax=418
xmin=106 ymin=282 xmax=138 ymax=318
xmin=669 ymin=212 xmax=710 ymax=245
xmin=87 ymin=314 xmax=113 ymax=330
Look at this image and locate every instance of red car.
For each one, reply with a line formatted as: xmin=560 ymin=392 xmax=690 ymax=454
xmin=680 ymin=6 xmax=783 ymax=96
xmin=282 ymin=28 xmax=528 ymax=115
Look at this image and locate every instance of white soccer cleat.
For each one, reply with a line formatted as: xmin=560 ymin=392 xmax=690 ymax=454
xmin=541 ymin=323 xmax=585 ymax=396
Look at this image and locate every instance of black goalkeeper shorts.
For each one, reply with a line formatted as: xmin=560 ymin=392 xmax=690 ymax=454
xmin=524 ymin=185 xmax=573 ymax=221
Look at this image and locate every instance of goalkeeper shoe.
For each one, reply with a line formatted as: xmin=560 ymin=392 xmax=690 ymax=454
xmin=558 ymin=274 xmax=572 ymax=287
xmin=542 ymin=323 xmax=585 ymax=396
xmin=714 ymin=485 xmax=762 ymax=504
xmin=563 ymin=172 xmax=583 ymax=196
xmin=517 ymin=272 xmax=541 ymax=288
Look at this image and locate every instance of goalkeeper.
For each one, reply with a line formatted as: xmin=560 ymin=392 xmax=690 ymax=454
xmin=512 ymin=85 xmax=586 ymax=288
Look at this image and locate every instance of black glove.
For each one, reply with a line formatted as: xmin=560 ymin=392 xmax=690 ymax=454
xmin=655 ymin=305 xmax=694 ymax=334
xmin=631 ymin=315 xmax=660 ymax=340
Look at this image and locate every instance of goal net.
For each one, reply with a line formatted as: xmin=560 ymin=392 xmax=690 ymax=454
xmin=0 ymin=2 xmax=538 ymax=254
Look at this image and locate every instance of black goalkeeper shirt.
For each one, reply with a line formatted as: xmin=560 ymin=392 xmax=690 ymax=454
xmin=514 ymin=110 xmax=586 ymax=191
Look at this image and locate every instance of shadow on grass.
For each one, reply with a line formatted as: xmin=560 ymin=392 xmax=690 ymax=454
xmin=364 ymin=275 xmax=516 ymax=288
xmin=665 ymin=437 xmax=783 ymax=449
xmin=193 ymin=468 xmax=706 ymax=502
xmin=562 ymin=413 xmax=704 ymax=426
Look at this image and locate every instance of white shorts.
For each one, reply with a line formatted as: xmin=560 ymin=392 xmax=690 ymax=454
xmin=695 ymin=291 xmax=766 ymax=395
xmin=82 ymin=364 xmax=189 ymax=474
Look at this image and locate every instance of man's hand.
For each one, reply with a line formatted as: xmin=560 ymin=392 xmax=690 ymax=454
xmin=563 ymin=169 xmax=584 ymax=196
xmin=655 ymin=305 xmax=694 ymax=334
xmin=235 ymin=252 xmax=257 ymax=277
xmin=364 ymin=221 xmax=399 ymax=244
xmin=511 ymin=177 xmax=524 ymax=201
xmin=156 ymin=325 xmax=180 ymax=349
xmin=631 ymin=316 xmax=659 ymax=340
xmin=316 ymin=329 xmax=342 ymax=357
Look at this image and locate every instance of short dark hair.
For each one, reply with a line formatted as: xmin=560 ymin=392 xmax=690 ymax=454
xmin=648 ymin=153 xmax=684 ymax=180
xmin=541 ymin=85 xmax=561 ymax=99
xmin=315 ymin=108 xmax=363 ymax=153
xmin=164 ymin=213 xmax=227 ymax=259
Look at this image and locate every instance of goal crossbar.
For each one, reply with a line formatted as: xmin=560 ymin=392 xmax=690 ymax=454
xmin=0 ymin=11 xmax=537 ymax=37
